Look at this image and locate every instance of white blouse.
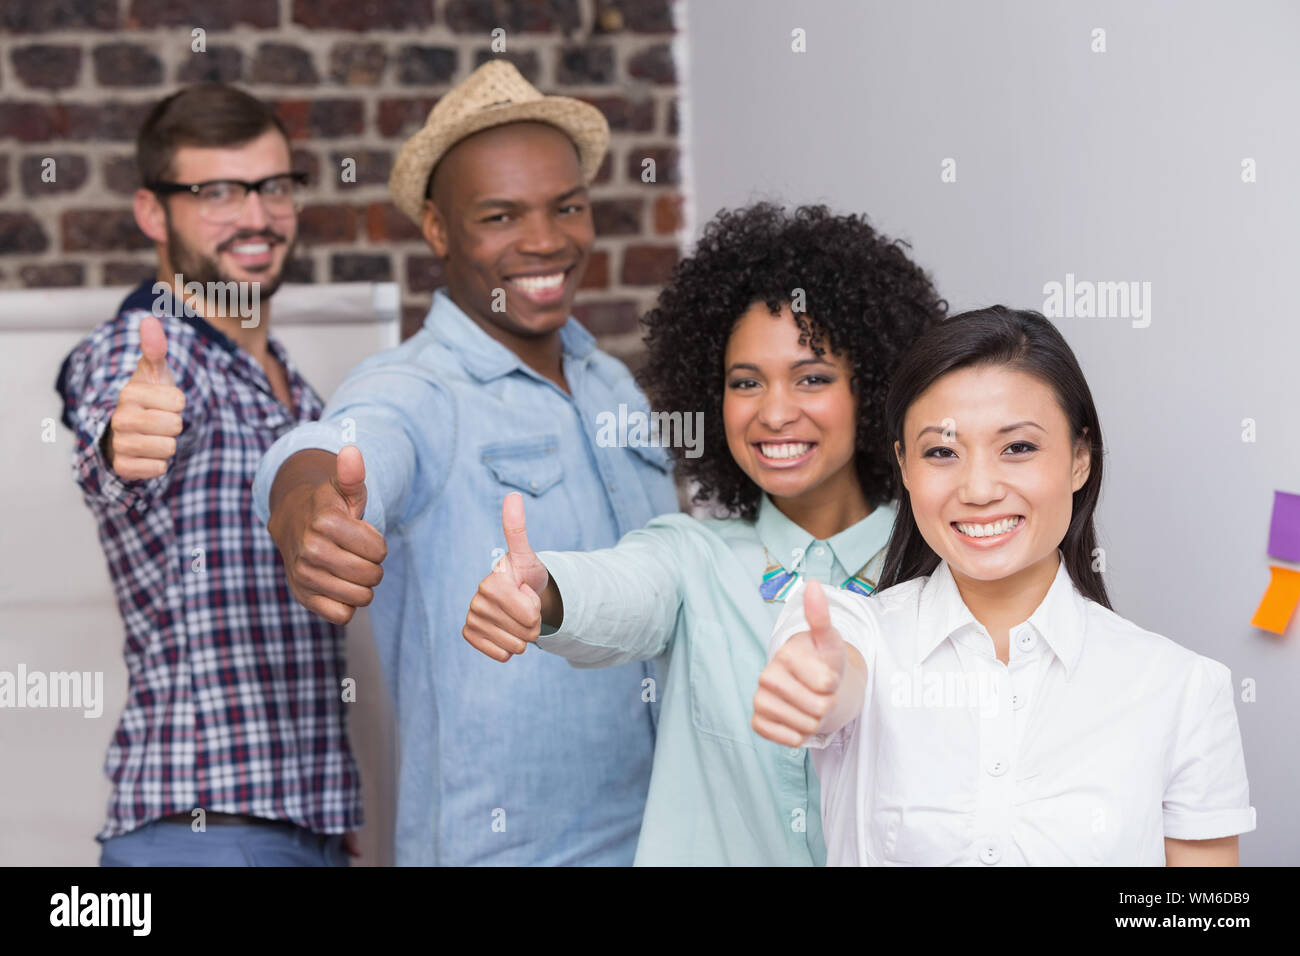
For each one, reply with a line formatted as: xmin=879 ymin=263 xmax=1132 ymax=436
xmin=769 ymin=554 xmax=1257 ymax=866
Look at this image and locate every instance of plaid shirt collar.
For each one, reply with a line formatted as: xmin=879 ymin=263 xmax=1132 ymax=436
xmin=120 ymin=279 xmax=314 ymax=424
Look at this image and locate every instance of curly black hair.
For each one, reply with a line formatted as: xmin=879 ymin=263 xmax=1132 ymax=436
xmin=639 ymin=202 xmax=947 ymax=521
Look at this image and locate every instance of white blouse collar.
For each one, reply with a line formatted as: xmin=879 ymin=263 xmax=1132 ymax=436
xmin=915 ymin=550 xmax=1088 ymax=680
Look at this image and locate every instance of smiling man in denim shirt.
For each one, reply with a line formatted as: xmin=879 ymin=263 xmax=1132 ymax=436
xmin=252 ymin=62 xmax=677 ymax=865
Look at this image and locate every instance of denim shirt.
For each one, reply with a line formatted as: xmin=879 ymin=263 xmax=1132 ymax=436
xmin=253 ymin=289 xmax=678 ymax=865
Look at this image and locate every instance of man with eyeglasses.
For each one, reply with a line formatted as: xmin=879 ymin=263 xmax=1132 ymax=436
xmin=54 ymin=84 xmax=361 ymax=866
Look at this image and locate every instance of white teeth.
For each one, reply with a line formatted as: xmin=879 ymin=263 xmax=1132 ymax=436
xmin=759 ymin=442 xmax=812 ymax=460
xmin=231 ymin=243 xmax=269 ymax=254
xmin=508 ymin=272 xmax=566 ymax=293
xmin=955 ymin=516 xmax=1022 ymax=538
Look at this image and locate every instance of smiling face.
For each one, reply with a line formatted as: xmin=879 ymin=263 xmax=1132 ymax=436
xmin=895 ymin=364 xmax=1091 ymax=585
xmin=723 ymin=302 xmax=862 ymax=507
xmin=422 ymin=121 xmax=593 ymax=339
xmin=138 ymin=127 xmax=298 ymax=298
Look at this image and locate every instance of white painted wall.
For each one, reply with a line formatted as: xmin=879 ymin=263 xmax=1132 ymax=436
xmin=683 ymin=0 xmax=1299 ymax=864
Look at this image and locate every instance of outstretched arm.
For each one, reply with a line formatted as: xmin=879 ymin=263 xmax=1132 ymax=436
xmin=464 ymin=496 xmax=685 ymax=667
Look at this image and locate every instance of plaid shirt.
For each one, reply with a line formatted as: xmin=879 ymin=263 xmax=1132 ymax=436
xmin=55 ymin=280 xmax=362 ymax=841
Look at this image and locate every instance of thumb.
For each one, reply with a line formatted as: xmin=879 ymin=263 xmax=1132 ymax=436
xmin=135 ymin=314 xmax=174 ymax=386
xmin=334 ymin=445 xmax=367 ymax=520
xmin=804 ymin=579 xmax=842 ymax=658
xmin=501 ymin=492 xmax=536 ymax=567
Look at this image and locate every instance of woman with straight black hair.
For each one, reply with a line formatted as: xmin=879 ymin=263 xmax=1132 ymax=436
xmin=755 ymin=306 xmax=1256 ymax=866
xmin=876 ymin=306 xmax=1110 ymax=607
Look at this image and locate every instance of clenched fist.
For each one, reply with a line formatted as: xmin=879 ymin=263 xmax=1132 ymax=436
xmin=752 ymin=579 xmax=852 ymax=747
xmin=105 ymin=314 xmax=185 ymax=480
xmin=267 ymin=444 xmax=387 ymax=626
xmin=463 ymin=492 xmax=559 ymax=662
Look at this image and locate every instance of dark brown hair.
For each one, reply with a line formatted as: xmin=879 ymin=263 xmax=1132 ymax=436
xmin=137 ymin=84 xmax=290 ymax=186
xmin=877 ymin=306 xmax=1112 ymax=609
xmin=639 ymin=202 xmax=946 ymax=521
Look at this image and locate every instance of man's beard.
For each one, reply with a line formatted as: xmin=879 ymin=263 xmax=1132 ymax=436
xmin=164 ymin=215 xmax=295 ymax=304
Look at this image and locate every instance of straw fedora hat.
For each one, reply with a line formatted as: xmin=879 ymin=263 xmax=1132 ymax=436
xmin=388 ymin=60 xmax=610 ymax=225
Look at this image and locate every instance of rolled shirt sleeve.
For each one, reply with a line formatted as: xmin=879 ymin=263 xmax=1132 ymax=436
xmin=1162 ymin=656 xmax=1257 ymax=840
xmin=253 ymin=368 xmax=447 ymax=536
xmin=534 ymin=515 xmax=690 ymax=668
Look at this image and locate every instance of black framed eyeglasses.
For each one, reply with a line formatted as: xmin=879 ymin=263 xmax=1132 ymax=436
xmin=148 ymin=171 xmax=309 ymax=223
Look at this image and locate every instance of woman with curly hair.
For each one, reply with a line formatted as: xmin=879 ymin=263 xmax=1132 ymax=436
xmin=462 ymin=202 xmax=945 ymax=864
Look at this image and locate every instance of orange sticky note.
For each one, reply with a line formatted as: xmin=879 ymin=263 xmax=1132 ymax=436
xmin=1251 ymin=566 xmax=1300 ymax=634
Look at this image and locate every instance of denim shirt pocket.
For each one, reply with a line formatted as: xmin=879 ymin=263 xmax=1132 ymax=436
xmin=477 ymin=435 xmax=582 ymax=553
xmin=480 ymin=435 xmax=565 ymax=498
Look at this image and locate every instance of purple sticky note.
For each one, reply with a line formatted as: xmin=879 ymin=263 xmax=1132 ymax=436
xmin=1267 ymin=490 xmax=1300 ymax=562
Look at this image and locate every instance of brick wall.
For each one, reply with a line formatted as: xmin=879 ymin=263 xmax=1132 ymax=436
xmin=0 ymin=0 xmax=684 ymax=352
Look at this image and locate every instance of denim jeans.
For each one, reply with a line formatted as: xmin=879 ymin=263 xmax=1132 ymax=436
xmin=99 ymin=820 xmax=348 ymax=867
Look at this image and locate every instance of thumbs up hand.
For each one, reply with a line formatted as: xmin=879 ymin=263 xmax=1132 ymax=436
xmin=752 ymin=579 xmax=851 ymax=747
xmin=463 ymin=493 xmax=558 ymax=662
xmin=803 ymin=577 xmax=847 ymax=672
xmin=333 ymin=443 xmax=369 ymax=522
xmin=497 ymin=491 xmax=550 ymax=596
xmin=134 ymin=312 xmax=176 ymax=387
xmin=105 ymin=314 xmax=186 ymax=480
xmin=269 ymin=445 xmax=388 ymax=626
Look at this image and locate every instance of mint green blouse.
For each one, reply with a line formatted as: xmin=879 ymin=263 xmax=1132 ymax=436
xmin=537 ymin=494 xmax=898 ymax=865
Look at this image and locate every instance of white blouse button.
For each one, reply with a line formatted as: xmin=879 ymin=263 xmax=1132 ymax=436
xmin=1011 ymin=692 xmax=1026 ymax=710
xmin=1015 ymin=630 xmax=1037 ymax=653
xmin=978 ymin=841 xmax=1002 ymax=865
xmin=987 ymin=757 xmax=1008 ymax=776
